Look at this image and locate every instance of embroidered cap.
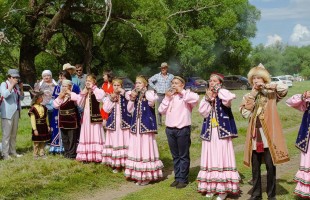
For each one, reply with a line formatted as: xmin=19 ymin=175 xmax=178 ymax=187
xmin=210 ymin=72 xmax=224 ymax=82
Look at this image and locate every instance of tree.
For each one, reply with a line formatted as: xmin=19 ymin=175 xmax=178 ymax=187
xmin=1 ymin=0 xmax=260 ymax=85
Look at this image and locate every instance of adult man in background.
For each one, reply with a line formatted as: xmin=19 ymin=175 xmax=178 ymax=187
xmin=75 ymin=64 xmax=87 ymax=90
xmin=0 ymin=69 xmax=24 ymax=160
xmin=148 ymin=62 xmax=174 ymax=125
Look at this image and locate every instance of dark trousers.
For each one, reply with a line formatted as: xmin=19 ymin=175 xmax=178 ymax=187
xmin=60 ymin=128 xmax=78 ymax=159
xmin=157 ymin=94 xmax=165 ymax=125
xmin=166 ymin=126 xmax=191 ymax=183
xmin=251 ymin=148 xmax=276 ymax=199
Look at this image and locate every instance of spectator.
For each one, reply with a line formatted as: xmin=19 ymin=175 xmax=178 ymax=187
xmin=75 ymin=64 xmax=87 ymax=90
xmin=100 ymin=70 xmax=114 ymax=127
xmin=38 ymin=70 xmax=57 ymax=126
xmin=148 ymin=62 xmax=174 ymax=125
xmin=0 ymin=69 xmax=24 ymax=160
xmin=63 ymin=63 xmax=80 ymax=87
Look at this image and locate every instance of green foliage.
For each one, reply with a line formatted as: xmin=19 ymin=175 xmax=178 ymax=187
xmin=250 ymin=44 xmax=310 ymax=78
xmin=0 ymin=0 xmax=259 ymax=82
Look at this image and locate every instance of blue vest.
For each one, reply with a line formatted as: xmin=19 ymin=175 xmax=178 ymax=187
xmin=296 ymin=104 xmax=310 ymax=153
xmin=130 ymin=96 xmax=157 ymax=134
xmin=200 ymin=97 xmax=238 ymax=141
xmin=106 ymin=95 xmax=131 ymax=130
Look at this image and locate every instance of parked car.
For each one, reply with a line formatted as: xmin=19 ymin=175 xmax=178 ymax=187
xmin=185 ymin=77 xmax=208 ymax=93
xmin=271 ymin=76 xmax=292 ymax=88
xmin=21 ymin=84 xmax=33 ymax=108
xmin=97 ymin=76 xmax=135 ymax=91
xmin=277 ymin=76 xmax=293 ymax=87
xmin=223 ymin=75 xmax=251 ymax=90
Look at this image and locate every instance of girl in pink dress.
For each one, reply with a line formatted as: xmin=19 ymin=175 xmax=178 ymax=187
xmin=76 ymin=74 xmax=105 ymax=162
xmin=102 ymin=78 xmax=131 ymax=173
xmin=286 ymin=90 xmax=310 ymax=198
xmin=197 ymin=73 xmax=240 ymax=200
xmin=125 ymin=75 xmax=164 ymax=186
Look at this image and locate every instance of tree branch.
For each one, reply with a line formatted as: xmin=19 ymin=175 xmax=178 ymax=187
xmin=40 ymin=0 xmax=75 ymax=46
xmin=97 ymin=0 xmax=112 ymax=36
xmin=117 ymin=17 xmax=142 ymax=37
xmin=167 ymin=23 xmax=189 ymax=39
xmin=167 ymin=4 xmax=221 ymax=19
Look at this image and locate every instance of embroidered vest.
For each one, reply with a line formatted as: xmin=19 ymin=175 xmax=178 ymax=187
xmin=200 ymin=97 xmax=238 ymax=141
xmin=106 ymin=95 xmax=131 ymax=130
xmin=59 ymin=99 xmax=78 ymax=129
xmin=130 ymin=96 xmax=157 ymax=134
xmin=28 ymin=105 xmax=50 ymax=141
xmin=296 ymin=103 xmax=310 ymax=153
xmin=89 ymin=92 xmax=103 ymax=123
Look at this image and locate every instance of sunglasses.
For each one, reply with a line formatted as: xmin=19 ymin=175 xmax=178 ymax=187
xmin=76 ymin=70 xmax=82 ymax=72
xmin=12 ymin=77 xmax=19 ymax=79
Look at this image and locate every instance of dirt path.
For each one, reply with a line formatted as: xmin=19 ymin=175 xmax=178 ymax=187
xmin=79 ymin=126 xmax=300 ymax=200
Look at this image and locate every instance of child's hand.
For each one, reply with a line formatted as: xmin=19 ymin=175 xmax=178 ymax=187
xmin=303 ymin=90 xmax=310 ymax=99
xmin=48 ymin=127 xmax=51 ymax=132
xmin=58 ymin=91 xmax=66 ymax=99
xmin=34 ymin=130 xmax=39 ymax=136
xmin=130 ymin=90 xmax=138 ymax=101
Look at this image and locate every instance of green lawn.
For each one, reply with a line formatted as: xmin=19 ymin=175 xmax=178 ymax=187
xmin=0 ymin=82 xmax=308 ymax=200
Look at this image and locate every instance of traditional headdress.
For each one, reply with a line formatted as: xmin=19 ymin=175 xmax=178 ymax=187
xmin=31 ymin=91 xmax=44 ymax=105
xmin=210 ymin=72 xmax=224 ymax=83
xmin=247 ymin=63 xmax=271 ymax=85
xmin=173 ymin=76 xmax=185 ymax=84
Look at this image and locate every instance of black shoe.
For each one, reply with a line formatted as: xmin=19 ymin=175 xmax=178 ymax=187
xmin=170 ymin=181 xmax=179 ymax=187
xmin=176 ymin=182 xmax=188 ymax=189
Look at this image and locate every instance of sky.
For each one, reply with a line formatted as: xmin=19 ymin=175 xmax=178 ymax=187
xmin=249 ymin=0 xmax=310 ymax=47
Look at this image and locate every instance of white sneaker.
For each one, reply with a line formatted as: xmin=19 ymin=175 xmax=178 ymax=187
xmin=13 ymin=154 xmax=23 ymax=158
xmin=112 ymin=169 xmax=119 ymax=173
xmin=216 ymin=193 xmax=227 ymax=200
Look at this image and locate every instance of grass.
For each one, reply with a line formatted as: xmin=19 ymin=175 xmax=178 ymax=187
xmin=0 ymin=82 xmax=308 ymax=200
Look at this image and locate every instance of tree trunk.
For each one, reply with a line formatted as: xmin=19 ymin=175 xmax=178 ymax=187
xmin=19 ymin=37 xmax=40 ymax=86
xmin=83 ymin=35 xmax=93 ymax=74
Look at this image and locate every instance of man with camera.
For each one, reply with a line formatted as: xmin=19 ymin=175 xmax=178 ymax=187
xmin=0 ymin=69 xmax=24 ymax=160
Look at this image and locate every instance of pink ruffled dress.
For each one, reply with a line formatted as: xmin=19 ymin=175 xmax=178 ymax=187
xmin=76 ymin=87 xmax=105 ymax=162
xmin=124 ymin=90 xmax=164 ymax=182
xmin=102 ymin=96 xmax=130 ymax=168
xmin=197 ymin=89 xmax=240 ymax=195
xmin=286 ymin=94 xmax=310 ymax=198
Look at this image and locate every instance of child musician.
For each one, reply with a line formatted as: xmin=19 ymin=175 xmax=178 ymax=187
xmin=158 ymin=76 xmax=199 ymax=189
xmin=197 ymin=73 xmax=240 ymax=200
xmin=28 ymin=91 xmax=50 ymax=159
xmin=53 ymin=80 xmax=79 ymax=159
xmin=102 ymin=78 xmax=131 ymax=173
xmin=76 ymin=74 xmax=105 ymax=162
xmin=125 ymin=75 xmax=164 ymax=186
xmin=286 ymin=90 xmax=310 ymax=198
